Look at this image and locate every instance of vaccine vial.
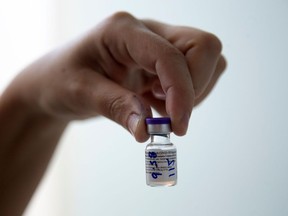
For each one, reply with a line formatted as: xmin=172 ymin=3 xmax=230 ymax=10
xmin=145 ymin=117 xmax=177 ymax=187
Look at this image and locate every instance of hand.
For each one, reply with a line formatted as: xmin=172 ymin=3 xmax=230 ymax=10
xmin=10 ymin=12 xmax=226 ymax=142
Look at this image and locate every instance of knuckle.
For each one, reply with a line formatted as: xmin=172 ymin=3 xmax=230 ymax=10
xmin=102 ymin=11 xmax=139 ymax=37
xmin=197 ymin=32 xmax=223 ymax=55
xmin=110 ymin=11 xmax=134 ymax=21
xmin=107 ymin=11 xmax=136 ymax=27
xmin=68 ymin=81 xmax=87 ymax=101
xmin=66 ymin=80 xmax=91 ymax=114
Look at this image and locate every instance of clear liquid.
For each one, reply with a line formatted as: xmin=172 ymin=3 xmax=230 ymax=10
xmin=145 ymin=142 xmax=177 ymax=187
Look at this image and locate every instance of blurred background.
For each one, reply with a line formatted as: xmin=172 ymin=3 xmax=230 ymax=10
xmin=1 ymin=0 xmax=288 ymax=215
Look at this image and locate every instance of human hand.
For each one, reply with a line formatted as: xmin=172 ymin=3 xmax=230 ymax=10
xmin=11 ymin=12 xmax=226 ymax=142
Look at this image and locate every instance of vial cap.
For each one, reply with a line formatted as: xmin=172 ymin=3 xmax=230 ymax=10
xmin=146 ymin=117 xmax=172 ymax=134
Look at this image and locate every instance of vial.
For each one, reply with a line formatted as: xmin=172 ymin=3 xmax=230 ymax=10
xmin=145 ymin=117 xmax=177 ymax=187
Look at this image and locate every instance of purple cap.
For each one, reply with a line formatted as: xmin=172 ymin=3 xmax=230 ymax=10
xmin=146 ymin=117 xmax=172 ymax=134
xmin=145 ymin=117 xmax=171 ymax=125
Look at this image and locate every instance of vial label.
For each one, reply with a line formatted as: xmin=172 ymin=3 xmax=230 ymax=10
xmin=145 ymin=149 xmax=177 ymax=185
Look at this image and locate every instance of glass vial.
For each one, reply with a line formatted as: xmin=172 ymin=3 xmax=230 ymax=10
xmin=145 ymin=117 xmax=177 ymax=187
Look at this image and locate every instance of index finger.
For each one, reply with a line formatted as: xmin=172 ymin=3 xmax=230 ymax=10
xmin=124 ymin=24 xmax=194 ymax=135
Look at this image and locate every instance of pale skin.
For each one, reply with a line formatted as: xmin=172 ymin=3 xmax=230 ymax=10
xmin=0 ymin=12 xmax=226 ymax=215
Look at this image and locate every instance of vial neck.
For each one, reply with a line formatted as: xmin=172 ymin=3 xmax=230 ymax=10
xmin=150 ymin=134 xmax=171 ymax=144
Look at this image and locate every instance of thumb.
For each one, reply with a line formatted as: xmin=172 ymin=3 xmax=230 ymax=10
xmin=88 ymin=72 xmax=152 ymax=142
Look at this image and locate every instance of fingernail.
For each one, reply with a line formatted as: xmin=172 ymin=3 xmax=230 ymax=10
xmin=128 ymin=113 xmax=141 ymax=137
xmin=152 ymin=84 xmax=166 ymax=100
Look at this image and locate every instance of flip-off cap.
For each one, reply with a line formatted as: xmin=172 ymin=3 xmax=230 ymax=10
xmin=146 ymin=117 xmax=172 ymax=134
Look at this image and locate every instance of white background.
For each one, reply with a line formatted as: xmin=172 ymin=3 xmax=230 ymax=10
xmin=1 ymin=0 xmax=288 ymax=216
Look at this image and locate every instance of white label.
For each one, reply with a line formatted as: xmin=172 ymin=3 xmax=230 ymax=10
xmin=145 ymin=149 xmax=177 ymax=183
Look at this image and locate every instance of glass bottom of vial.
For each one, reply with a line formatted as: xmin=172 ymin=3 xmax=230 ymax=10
xmin=147 ymin=180 xmax=177 ymax=187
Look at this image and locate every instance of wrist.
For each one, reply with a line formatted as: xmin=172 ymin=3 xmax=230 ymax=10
xmin=0 ymin=83 xmax=70 ymax=127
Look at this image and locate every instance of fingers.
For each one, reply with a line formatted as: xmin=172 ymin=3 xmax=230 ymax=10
xmin=142 ymin=19 xmax=225 ymax=103
xmin=88 ymin=12 xmax=194 ymax=136
xmin=144 ymin=56 xmax=226 ymax=112
xmin=75 ymin=12 xmax=225 ymax=139
xmin=110 ymin=14 xmax=195 ymax=135
xmin=184 ymin=33 xmax=223 ymax=98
